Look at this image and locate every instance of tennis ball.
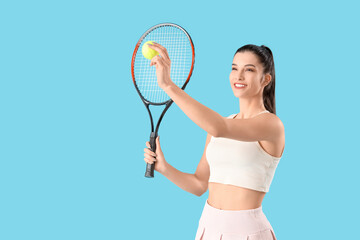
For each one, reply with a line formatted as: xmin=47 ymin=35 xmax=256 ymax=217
xmin=142 ymin=41 xmax=159 ymax=60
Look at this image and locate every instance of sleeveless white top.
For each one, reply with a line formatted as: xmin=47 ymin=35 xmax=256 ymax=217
xmin=206 ymin=110 xmax=282 ymax=192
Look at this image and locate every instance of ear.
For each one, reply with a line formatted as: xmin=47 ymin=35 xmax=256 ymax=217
xmin=263 ymin=73 xmax=272 ymax=87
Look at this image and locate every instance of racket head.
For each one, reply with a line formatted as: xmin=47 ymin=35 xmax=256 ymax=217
xmin=131 ymin=23 xmax=195 ymax=105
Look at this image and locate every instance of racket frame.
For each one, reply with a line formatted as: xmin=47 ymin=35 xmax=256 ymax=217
xmin=131 ymin=22 xmax=195 ymax=178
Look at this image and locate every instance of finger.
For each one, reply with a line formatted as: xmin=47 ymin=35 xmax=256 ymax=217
xmin=145 ymin=142 xmax=154 ymax=152
xmin=146 ymin=141 xmax=154 ymax=150
xmin=144 ymin=152 xmax=156 ymax=161
xmin=151 ymin=43 xmax=170 ymax=60
xmin=144 ymin=158 xmax=156 ymax=164
xmin=150 ymin=57 xmax=156 ymax=66
xmin=144 ymin=148 xmax=157 ymax=157
xmin=155 ymin=136 xmax=161 ymax=149
xmin=144 ymin=153 xmax=157 ymax=161
xmin=157 ymin=56 xmax=166 ymax=66
xmin=147 ymin=146 xmax=154 ymax=153
xmin=151 ymin=56 xmax=166 ymax=68
xmin=145 ymin=154 xmax=157 ymax=161
xmin=150 ymin=55 xmax=162 ymax=66
xmin=148 ymin=43 xmax=170 ymax=62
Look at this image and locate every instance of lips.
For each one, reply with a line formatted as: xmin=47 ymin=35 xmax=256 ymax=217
xmin=234 ymin=83 xmax=247 ymax=89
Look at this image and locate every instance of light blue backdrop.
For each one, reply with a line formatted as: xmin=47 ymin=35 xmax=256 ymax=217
xmin=1 ymin=0 xmax=359 ymax=239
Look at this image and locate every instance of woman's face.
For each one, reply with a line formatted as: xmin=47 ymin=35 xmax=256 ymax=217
xmin=229 ymin=51 xmax=269 ymax=98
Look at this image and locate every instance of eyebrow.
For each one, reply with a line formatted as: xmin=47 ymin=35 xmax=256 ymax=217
xmin=232 ymin=63 xmax=256 ymax=68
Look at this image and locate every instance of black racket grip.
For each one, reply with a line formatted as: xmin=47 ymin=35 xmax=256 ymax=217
xmin=145 ymin=132 xmax=157 ymax=178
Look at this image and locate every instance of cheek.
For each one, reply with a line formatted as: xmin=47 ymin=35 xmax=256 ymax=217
xmin=229 ymin=72 xmax=235 ymax=79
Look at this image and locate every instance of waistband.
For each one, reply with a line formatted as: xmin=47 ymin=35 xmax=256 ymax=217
xmin=205 ymin=199 xmax=263 ymax=217
xmin=198 ymin=199 xmax=270 ymax=234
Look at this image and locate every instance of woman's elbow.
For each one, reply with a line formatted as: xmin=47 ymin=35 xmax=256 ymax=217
xmin=196 ymin=187 xmax=208 ymax=197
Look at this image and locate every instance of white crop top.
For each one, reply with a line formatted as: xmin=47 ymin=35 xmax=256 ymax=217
xmin=206 ymin=111 xmax=282 ymax=192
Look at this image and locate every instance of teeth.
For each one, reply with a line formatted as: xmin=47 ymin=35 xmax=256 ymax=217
xmin=235 ymin=84 xmax=245 ymax=87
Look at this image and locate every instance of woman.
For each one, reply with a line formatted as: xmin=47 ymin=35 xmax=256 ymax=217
xmin=143 ymin=43 xmax=285 ymax=240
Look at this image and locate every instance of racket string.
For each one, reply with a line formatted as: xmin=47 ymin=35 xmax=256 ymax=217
xmin=134 ymin=25 xmax=193 ymax=104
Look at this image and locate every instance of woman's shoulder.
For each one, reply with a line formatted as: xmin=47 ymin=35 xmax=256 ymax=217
xmin=268 ymin=112 xmax=284 ymax=128
xmin=260 ymin=112 xmax=284 ymax=132
xmin=266 ymin=112 xmax=285 ymax=141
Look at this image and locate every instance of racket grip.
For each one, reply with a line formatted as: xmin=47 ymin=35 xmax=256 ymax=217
xmin=145 ymin=132 xmax=157 ymax=178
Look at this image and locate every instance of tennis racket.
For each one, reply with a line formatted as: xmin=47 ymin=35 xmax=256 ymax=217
xmin=131 ymin=23 xmax=195 ymax=178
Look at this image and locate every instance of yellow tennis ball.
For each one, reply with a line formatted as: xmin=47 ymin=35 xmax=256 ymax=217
xmin=142 ymin=41 xmax=159 ymax=60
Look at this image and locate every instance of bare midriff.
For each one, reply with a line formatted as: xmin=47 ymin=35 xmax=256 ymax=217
xmin=207 ymin=182 xmax=266 ymax=210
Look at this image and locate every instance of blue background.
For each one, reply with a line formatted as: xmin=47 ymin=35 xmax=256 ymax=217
xmin=1 ymin=0 xmax=359 ymax=239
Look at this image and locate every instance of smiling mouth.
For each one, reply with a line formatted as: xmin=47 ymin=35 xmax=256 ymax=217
xmin=234 ymin=83 xmax=246 ymax=89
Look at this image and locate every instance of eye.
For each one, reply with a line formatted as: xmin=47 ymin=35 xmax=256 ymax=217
xmin=232 ymin=68 xmax=254 ymax=72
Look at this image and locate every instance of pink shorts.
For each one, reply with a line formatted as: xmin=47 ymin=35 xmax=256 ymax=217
xmin=195 ymin=199 xmax=277 ymax=240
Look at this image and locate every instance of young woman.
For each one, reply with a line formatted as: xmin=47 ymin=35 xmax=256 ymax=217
xmin=143 ymin=43 xmax=285 ymax=240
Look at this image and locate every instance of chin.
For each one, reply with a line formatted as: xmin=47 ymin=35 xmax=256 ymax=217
xmin=232 ymin=92 xmax=242 ymax=98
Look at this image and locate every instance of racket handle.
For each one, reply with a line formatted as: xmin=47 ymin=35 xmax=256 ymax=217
xmin=145 ymin=132 xmax=157 ymax=178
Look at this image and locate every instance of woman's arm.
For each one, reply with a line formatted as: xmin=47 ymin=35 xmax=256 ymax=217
xmin=161 ymin=162 xmax=204 ymax=197
xmin=163 ymin=82 xmax=225 ymax=137
xmin=160 ymin=133 xmax=212 ymax=197
xmin=148 ymin=42 xmax=225 ymax=137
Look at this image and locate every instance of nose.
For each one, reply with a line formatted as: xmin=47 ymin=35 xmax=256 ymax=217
xmin=234 ymin=70 xmax=244 ymax=80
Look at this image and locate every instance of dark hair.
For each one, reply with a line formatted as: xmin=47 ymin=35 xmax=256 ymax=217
xmin=233 ymin=44 xmax=276 ymax=115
